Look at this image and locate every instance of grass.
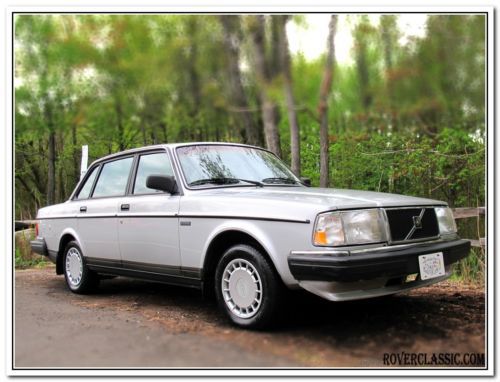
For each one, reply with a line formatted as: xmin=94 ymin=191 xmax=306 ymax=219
xmin=451 ymin=216 xmax=485 ymax=285
xmin=451 ymin=247 xmax=485 ymax=285
xmin=15 ymin=229 xmax=51 ymax=269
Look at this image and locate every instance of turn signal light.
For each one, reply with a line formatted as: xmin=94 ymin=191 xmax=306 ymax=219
xmin=314 ymin=231 xmax=327 ymax=245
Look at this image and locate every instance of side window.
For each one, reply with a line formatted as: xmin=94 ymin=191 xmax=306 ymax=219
xmin=133 ymin=152 xmax=174 ymax=195
xmin=75 ymin=166 xmax=98 ymax=200
xmin=92 ymin=157 xmax=133 ymax=198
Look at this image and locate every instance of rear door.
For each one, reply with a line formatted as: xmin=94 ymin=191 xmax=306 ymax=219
xmin=117 ymin=150 xmax=181 ymax=271
xmin=76 ymin=156 xmax=134 ymax=262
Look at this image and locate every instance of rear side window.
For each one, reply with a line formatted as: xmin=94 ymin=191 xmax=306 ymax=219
xmin=75 ymin=166 xmax=98 ymax=200
xmin=92 ymin=157 xmax=133 ymax=198
xmin=133 ymin=152 xmax=174 ymax=195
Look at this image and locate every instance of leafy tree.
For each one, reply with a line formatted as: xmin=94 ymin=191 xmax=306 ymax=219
xmin=318 ymin=15 xmax=338 ymax=188
xmin=245 ymin=15 xmax=282 ymax=157
xmin=277 ymin=15 xmax=301 ymax=176
xmin=219 ymin=16 xmax=262 ymax=146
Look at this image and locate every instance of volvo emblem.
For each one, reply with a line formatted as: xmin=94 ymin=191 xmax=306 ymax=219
xmin=405 ymin=209 xmax=426 ymax=240
xmin=412 ymin=215 xmax=423 ymax=229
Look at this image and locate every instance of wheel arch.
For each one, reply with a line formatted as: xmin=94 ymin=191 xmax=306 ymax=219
xmin=56 ymin=229 xmax=82 ymax=275
xmin=201 ymin=226 xmax=281 ymax=297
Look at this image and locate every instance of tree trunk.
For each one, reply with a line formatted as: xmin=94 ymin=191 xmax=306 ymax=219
xmin=261 ymin=98 xmax=280 ymax=155
xmin=354 ymin=19 xmax=372 ymax=112
xmin=187 ymin=18 xmax=201 ymax=141
xmin=139 ymin=118 xmax=147 ymax=145
xmin=115 ymin=98 xmax=125 ymax=151
xmin=47 ymin=130 xmax=56 ymax=205
xmin=277 ymin=15 xmax=301 ymax=176
xmin=269 ymin=16 xmax=282 ymax=79
xmin=219 ymin=16 xmax=261 ymax=146
xmin=22 ymin=142 xmax=46 ymax=198
xmin=44 ymin=99 xmax=57 ymax=205
xmin=318 ymin=15 xmax=338 ymax=188
xmin=151 ymin=123 xmax=158 ymax=144
xmin=161 ymin=122 xmax=168 ymax=143
xmin=380 ymin=15 xmax=397 ymax=130
xmin=71 ymin=122 xmax=80 ymax=185
xmin=357 ymin=42 xmax=371 ymax=111
xmin=248 ymin=15 xmax=282 ymax=157
xmin=57 ymin=150 xmax=66 ymax=202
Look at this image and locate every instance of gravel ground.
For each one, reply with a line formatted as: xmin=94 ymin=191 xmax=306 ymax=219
xmin=14 ymin=267 xmax=486 ymax=368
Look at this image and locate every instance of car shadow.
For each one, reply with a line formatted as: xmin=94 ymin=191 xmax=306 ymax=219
xmin=46 ymin=274 xmax=483 ymax=350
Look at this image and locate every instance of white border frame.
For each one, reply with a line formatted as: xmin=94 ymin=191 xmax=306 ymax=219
xmin=4 ymin=5 xmax=495 ymax=377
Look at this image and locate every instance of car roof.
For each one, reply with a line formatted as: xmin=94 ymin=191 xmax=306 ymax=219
xmin=88 ymin=142 xmax=266 ymax=167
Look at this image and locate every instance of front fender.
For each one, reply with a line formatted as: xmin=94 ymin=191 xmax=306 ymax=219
xmin=179 ymin=218 xmax=310 ymax=287
xmin=202 ymin=220 xmax=279 ymax=265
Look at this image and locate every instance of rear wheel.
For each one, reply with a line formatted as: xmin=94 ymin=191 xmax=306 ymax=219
xmin=215 ymin=244 xmax=284 ymax=329
xmin=63 ymin=241 xmax=99 ymax=294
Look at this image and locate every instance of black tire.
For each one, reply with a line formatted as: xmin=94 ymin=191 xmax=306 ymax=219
xmin=63 ymin=241 xmax=99 ymax=294
xmin=215 ymin=244 xmax=284 ymax=329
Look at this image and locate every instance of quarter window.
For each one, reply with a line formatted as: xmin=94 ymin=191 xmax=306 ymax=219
xmin=75 ymin=166 xmax=98 ymax=200
xmin=92 ymin=157 xmax=133 ymax=198
xmin=133 ymin=152 xmax=174 ymax=194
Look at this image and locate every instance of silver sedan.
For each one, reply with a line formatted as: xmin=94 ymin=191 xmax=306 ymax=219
xmin=31 ymin=143 xmax=470 ymax=328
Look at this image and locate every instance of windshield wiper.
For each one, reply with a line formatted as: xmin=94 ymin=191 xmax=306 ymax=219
xmin=189 ymin=177 xmax=264 ymax=187
xmin=261 ymin=177 xmax=300 ymax=185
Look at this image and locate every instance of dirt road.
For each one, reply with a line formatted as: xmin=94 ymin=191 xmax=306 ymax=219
xmin=14 ymin=267 xmax=486 ymax=368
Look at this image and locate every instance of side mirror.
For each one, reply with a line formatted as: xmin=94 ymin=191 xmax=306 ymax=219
xmin=300 ymin=177 xmax=312 ymax=187
xmin=146 ymin=175 xmax=177 ymax=194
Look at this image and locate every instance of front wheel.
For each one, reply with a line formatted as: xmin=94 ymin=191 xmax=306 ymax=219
xmin=63 ymin=241 xmax=99 ymax=294
xmin=215 ymin=244 xmax=284 ymax=329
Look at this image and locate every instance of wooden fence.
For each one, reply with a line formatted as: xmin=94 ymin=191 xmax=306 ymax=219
xmin=15 ymin=220 xmax=37 ymax=232
xmin=451 ymin=207 xmax=485 ymax=248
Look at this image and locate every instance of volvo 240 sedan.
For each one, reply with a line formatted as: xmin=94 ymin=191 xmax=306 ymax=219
xmin=31 ymin=143 xmax=470 ymax=328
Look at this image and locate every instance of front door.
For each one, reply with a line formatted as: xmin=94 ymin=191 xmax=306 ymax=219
xmin=117 ymin=151 xmax=181 ymax=272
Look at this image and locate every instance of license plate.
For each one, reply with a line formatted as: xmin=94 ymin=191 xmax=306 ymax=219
xmin=418 ymin=252 xmax=445 ymax=280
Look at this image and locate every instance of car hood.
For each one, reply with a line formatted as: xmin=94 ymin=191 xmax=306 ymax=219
xmin=181 ymin=186 xmax=446 ymax=223
xmin=197 ymin=186 xmax=445 ymax=209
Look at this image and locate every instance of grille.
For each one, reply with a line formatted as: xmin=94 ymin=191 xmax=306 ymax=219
xmin=385 ymin=207 xmax=439 ymax=243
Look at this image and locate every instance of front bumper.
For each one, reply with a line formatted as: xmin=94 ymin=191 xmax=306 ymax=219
xmin=288 ymin=239 xmax=471 ymax=283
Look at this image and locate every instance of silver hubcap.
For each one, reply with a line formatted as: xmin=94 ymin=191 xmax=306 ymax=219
xmin=65 ymin=247 xmax=83 ymax=287
xmin=222 ymin=259 xmax=262 ymax=319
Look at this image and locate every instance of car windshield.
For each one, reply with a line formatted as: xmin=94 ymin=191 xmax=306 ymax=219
xmin=176 ymin=145 xmax=301 ymax=188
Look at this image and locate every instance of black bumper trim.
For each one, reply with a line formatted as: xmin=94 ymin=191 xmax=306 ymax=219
xmin=30 ymin=238 xmax=48 ymax=257
xmin=288 ymin=239 xmax=471 ymax=282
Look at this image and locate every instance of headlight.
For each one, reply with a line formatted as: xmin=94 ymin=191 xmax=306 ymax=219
xmin=313 ymin=209 xmax=386 ymax=246
xmin=435 ymin=207 xmax=457 ymax=234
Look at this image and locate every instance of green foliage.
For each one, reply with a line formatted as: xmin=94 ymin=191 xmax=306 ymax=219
xmin=301 ymin=128 xmax=484 ymax=205
xmin=451 ymin=247 xmax=484 ymax=284
xmin=15 ymin=230 xmax=50 ymax=269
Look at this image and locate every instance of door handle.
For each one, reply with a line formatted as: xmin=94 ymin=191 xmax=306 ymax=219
xmin=80 ymin=206 xmax=87 ymax=212
xmin=121 ymin=204 xmax=130 ymax=211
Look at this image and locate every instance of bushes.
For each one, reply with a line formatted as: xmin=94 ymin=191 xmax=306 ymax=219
xmin=453 ymin=247 xmax=485 ymax=284
xmin=15 ymin=229 xmax=50 ymax=269
xmin=302 ymin=128 xmax=484 ymax=207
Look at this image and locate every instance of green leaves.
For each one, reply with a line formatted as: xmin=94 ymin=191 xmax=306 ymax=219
xmin=300 ymin=128 xmax=484 ymax=210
